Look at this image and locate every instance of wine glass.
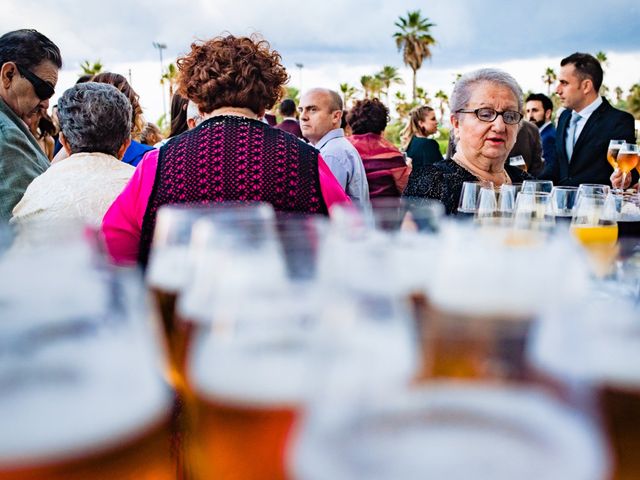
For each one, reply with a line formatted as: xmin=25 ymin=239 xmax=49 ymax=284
xmin=521 ymin=180 xmax=553 ymax=194
xmin=513 ymin=191 xmax=555 ymax=232
xmin=570 ymin=194 xmax=618 ymax=277
xmin=616 ymin=143 xmax=639 ymax=194
xmin=576 ymin=184 xmax=610 ymax=204
xmin=550 ymin=186 xmax=578 ymax=222
xmin=607 ymin=139 xmax=625 ymax=169
xmin=457 ymin=181 xmax=494 ymax=217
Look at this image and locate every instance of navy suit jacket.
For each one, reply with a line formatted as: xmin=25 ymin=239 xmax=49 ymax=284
xmin=541 ymin=98 xmax=635 ymax=186
xmin=537 ymin=122 xmax=556 ymax=178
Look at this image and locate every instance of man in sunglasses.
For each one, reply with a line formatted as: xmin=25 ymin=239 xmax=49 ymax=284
xmin=0 ymin=29 xmax=62 ymax=221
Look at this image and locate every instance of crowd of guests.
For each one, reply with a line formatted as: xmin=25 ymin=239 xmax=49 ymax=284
xmin=0 ymin=28 xmax=638 ymax=262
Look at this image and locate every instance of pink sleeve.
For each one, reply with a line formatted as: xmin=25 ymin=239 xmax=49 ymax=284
xmin=101 ymin=150 xmax=158 ymax=265
xmin=318 ymin=154 xmax=350 ymax=210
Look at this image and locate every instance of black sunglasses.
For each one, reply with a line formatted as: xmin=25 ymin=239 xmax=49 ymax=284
xmin=15 ymin=64 xmax=55 ymax=101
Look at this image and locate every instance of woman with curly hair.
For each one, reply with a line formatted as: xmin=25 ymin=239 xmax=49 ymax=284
xmin=400 ymin=105 xmax=442 ymax=172
xmin=102 ymin=34 xmax=348 ymax=266
xmin=346 ymin=98 xmax=411 ymax=198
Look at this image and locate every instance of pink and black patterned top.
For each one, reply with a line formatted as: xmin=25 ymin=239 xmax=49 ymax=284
xmin=101 ymin=115 xmax=349 ymax=266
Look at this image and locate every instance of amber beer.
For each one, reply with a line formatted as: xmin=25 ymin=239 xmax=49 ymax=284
xmin=412 ymin=294 xmax=532 ymax=382
xmin=599 ymin=384 xmax=640 ymax=480
xmin=616 ymin=151 xmax=639 ymax=175
xmin=607 ymin=144 xmax=622 ymax=169
xmin=189 ymin=334 xmax=309 ymax=480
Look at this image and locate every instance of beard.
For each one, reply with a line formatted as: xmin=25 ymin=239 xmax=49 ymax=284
xmin=529 ymin=118 xmax=545 ymax=128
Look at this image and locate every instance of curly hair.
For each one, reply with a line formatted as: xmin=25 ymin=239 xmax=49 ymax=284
xmin=92 ymin=72 xmax=145 ymax=141
xmin=177 ymin=34 xmax=289 ymax=116
xmin=347 ymin=98 xmax=389 ymax=135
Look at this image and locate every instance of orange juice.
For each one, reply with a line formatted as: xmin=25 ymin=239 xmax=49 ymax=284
xmin=570 ymin=224 xmax=618 ymax=246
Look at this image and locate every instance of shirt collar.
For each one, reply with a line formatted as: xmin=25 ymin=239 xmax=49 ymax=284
xmin=314 ymin=128 xmax=345 ymax=150
xmin=539 ymin=121 xmax=552 ymax=132
xmin=574 ymin=96 xmax=603 ymax=119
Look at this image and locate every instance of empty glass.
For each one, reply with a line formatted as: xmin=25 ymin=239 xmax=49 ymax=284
xmin=550 ymin=186 xmax=578 ymax=220
xmin=457 ymin=181 xmax=494 ymax=216
xmin=513 ymin=191 xmax=555 ymax=232
xmin=521 ymin=180 xmax=553 ymax=194
xmin=577 ymin=184 xmax=610 ymax=200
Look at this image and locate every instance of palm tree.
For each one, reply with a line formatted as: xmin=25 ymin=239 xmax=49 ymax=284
xmin=339 ymin=83 xmax=357 ymax=108
xmin=393 ymin=10 xmax=436 ymax=101
xmin=627 ymin=83 xmax=640 ymax=119
xmin=377 ymin=66 xmax=404 ymax=106
xmin=80 ymin=59 xmax=103 ymax=76
xmin=415 ymin=86 xmax=431 ymax=104
xmin=435 ymin=90 xmax=449 ymax=120
xmin=615 ymin=86 xmax=624 ymax=104
xmin=542 ymin=67 xmax=557 ymax=96
xmin=369 ymin=75 xmax=384 ymax=99
xmin=161 ymin=63 xmax=178 ymax=98
xmin=596 ymin=51 xmax=609 ymax=70
xmin=360 ymin=75 xmax=374 ymax=98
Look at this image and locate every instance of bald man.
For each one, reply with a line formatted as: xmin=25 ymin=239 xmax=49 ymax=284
xmin=299 ymin=88 xmax=369 ymax=204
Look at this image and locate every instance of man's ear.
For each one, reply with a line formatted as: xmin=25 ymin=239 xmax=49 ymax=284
xmin=59 ymin=132 xmax=73 ymax=155
xmin=333 ymin=109 xmax=343 ymax=127
xmin=0 ymin=62 xmax=17 ymax=90
xmin=116 ymin=137 xmax=132 ymax=160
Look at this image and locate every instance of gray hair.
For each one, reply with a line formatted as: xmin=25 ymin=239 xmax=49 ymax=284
xmin=57 ymin=82 xmax=132 ymax=157
xmin=450 ymin=68 xmax=523 ymax=118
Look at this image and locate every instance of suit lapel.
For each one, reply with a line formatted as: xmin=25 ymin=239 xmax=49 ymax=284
xmin=557 ymin=110 xmax=571 ymax=180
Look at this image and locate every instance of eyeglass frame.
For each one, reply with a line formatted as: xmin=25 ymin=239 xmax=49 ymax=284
xmin=455 ymin=107 xmax=523 ymax=125
xmin=15 ymin=64 xmax=55 ymax=101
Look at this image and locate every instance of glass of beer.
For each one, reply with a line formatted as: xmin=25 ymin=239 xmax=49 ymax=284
xmin=0 ymin=244 xmax=174 ymax=479
xmin=616 ymin=142 xmax=639 ymax=194
xmin=607 ymin=139 xmax=625 ymax=169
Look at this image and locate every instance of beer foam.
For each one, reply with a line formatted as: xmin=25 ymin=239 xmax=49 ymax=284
xmin=531 ymin=299 xmax=640 ymax=387
xmin=0 ymin=326 xmax=171 ymax=467
xmin=192 ymin=332 xmax=314 ymax=406
xmin=146 ymin=245 xmax=191 ymax=292
xmin=428 ymin=225 xmax=589 ymax=317
xmin=292 ymin=384 xmax=608 ymax=480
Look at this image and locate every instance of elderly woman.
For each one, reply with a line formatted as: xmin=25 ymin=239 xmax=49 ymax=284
xmin=102 ymin=34 xmax=348 ymax=266
xmin=404 ymin=69 xmax=531 ymax=214
xmin=346 ymin=98 xmax=411 ymax=198
xmin=11 ymin=83 xmax=134 ymax=226
xmin=401 ymin=105 xmax=442 ymax=173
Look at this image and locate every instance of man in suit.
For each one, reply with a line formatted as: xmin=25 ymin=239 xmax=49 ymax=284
xmin=544 ymin=52 xmax=635 ymax=186
xmin=525 ymin=93 xmax=557 ymax=178
xmin=274 ymin=99 xmax=304 ymax=139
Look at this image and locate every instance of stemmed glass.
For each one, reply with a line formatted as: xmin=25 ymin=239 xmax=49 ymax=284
xmin=616 ymin=143 xmax=639 ymax=193
xmin=513 ymin=191 xmax=555 ymax=232
xmin=550 ymin=186 xmax=578 ymax=222
xmin=607 ymin=139 xmax=625 ymax=169
xmin=457 ymin=181 xmax=494 ymax=217
xmin=521 ymin=180 xmax=553 ymax=194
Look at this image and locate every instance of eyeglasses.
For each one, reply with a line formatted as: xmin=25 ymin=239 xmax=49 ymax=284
xmin=456 ymin=108 xmax=522 ymax=125
xmin=15 ymin=64 xmax=55 ymax=101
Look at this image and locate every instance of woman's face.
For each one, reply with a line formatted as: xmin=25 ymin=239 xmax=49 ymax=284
xmin=418 ymin=110 xmax=438 ymax=136
xmin=451 ymin=82 xmax=520 ymax=166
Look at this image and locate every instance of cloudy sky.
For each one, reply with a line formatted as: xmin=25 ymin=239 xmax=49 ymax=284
xmin=3 ymin=0 xmax=640 ymax=122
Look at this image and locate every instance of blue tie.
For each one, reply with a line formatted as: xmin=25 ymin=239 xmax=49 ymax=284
xmin=565 ymin=112 xmax=581 ymax=161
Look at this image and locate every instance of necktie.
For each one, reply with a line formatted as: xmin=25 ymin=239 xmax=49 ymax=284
xmin=565 ymin=112 xmax=581 ymax=161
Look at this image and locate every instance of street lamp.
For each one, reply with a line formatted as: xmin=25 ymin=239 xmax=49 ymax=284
xmin=295 ymin=63 xmax=304 ymax=92
xmin=153 ymin=41 xmax=167 ymax=118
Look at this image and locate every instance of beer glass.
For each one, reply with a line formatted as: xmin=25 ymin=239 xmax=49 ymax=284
xmin=0 ymin=245 xmax=174 ymax=479
xmin=188 ymin=283 xmax=323 ymax=480
xmin=457 ymin=180 xmax=494 ymax=217
xmin=521 ymin=179 xmax=553 ymax=194
xmin=616 ymin=142 xmax=639 ymax=193
xmin=531 ymin=298 xmax=640 ymax=479
xmin=291 ymin=383 xmax=609 ymax=480
xmin=607 ymin=139 xmax=625 ymax=169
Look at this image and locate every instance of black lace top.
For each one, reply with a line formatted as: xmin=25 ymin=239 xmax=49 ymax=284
xmin=403 ymin=159 xmax=531 ymax=215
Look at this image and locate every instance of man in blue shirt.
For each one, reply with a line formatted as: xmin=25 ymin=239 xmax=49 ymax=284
xmin=299 ymin=88 xmax=369 ymax=204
